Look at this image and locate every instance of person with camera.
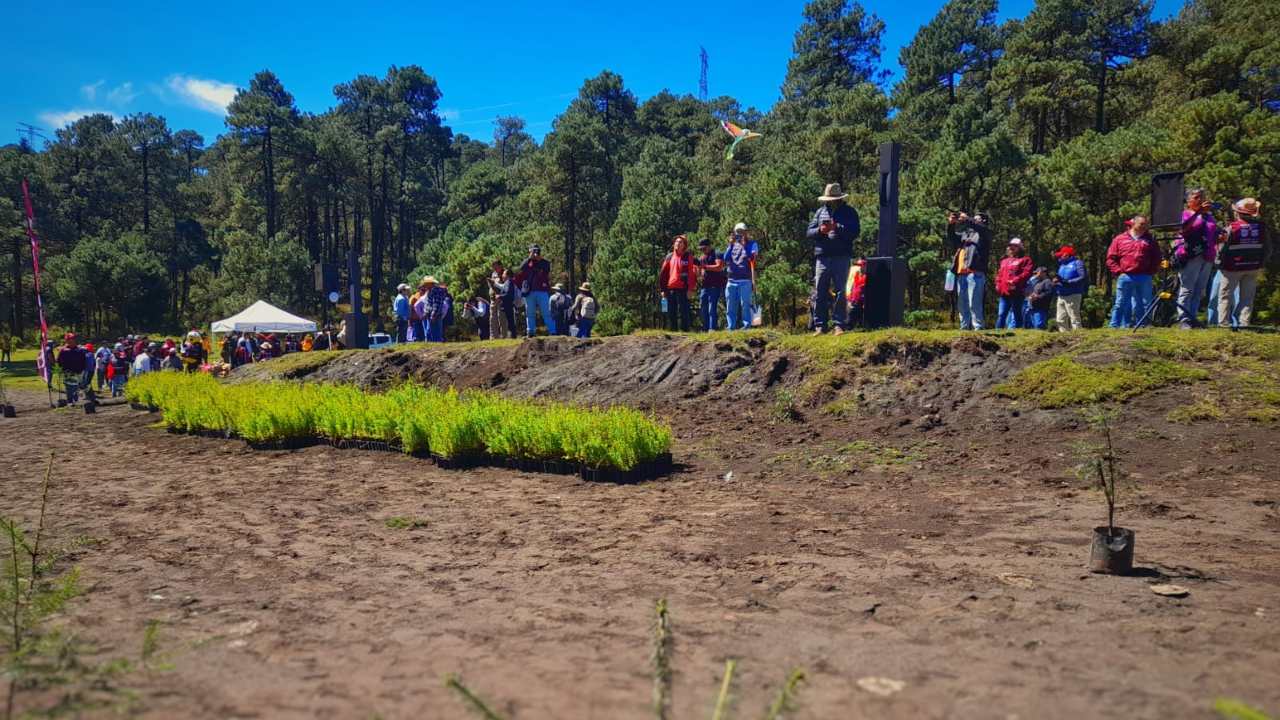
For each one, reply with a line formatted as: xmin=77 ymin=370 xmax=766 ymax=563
xmin=658 ymin=234 xmax=697 ymax=332
xmin=487 ymin=260 xmax=519 ymax=339
xmin=514 ymin=245 xmax=555 ymax=336
xmin=694 ymin=238 xmax=726 ymax=331
xmin=806 ymin=184 xmax=860 ymax=335
xmin=722 ymin=222 xmax=758 ymax=331
xmin=1105 ymin=214 xmax=1162 ymax=328
xmin=1025 ymin=267 xmax=1055 ymax=330
xmin=946 ymin=210 xmax=992 ymax=330
xmin=1172 ymin=188 xmax=1219 ymax=329
xmin=1053 ymin=245 xmax=1088 ymax=331
xmin=995 ymin=238 xmax=1033 ymax=329
xmin=1217 ymin=198 xmax=1267 ymax=328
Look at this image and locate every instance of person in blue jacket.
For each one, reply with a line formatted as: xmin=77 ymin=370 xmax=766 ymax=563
xmin=1053 ymin=246 xmax=1088 ymax=331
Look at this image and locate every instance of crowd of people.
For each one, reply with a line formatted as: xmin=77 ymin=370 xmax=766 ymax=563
xmin=950 ymin=189 xmax=1268 ymax=331
xmin=30 ymin=189 xmax=1269 ymax=389
xmin=390 ymin=245 xmax=601 ymax=342
xmin=50 ymin=331 xmax=208 ymax=404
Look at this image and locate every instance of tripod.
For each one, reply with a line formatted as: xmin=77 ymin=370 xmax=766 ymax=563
xmin=1132 ymin=261 xmax=1197 ymax=331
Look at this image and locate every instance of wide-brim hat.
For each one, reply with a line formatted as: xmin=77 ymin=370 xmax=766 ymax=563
xmin=733 ymin=221 xmax=748 ymax=232
xmin=818 ymin=183 xmax=848 ymax=202
xmin=579 ymin=282 xmax=592 ymax=292
xmin=421 ymin=276 xmax=438 ymax=287
xmin=1234 ymin=197 xmax=1261 ymax=217
xmin=552 ymin=283 xmax=565 ymax=291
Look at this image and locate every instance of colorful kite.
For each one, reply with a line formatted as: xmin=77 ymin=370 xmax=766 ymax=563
xmin=720 ymin=120 xmax=762 ymax=160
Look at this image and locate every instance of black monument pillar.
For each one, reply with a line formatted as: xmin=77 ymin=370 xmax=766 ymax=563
xmin=344 ymin=248 xmax=368 ymax=349
xmin=865 ymin=141 xmax=906 ymax=328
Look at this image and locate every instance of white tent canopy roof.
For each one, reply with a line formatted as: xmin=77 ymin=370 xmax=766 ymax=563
xmin=210 ymin=300 xmax=316 ymax=334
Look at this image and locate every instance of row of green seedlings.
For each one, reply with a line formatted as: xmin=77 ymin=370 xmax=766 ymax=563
xmin=124 ymin=373 xmax=672 ymax=473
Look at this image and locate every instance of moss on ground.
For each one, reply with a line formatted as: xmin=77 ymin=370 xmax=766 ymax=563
xmin=994 ymin=356 xmax=1209 ymax=408
xmin=1167 ymin=398 xmax=1226 ymax=424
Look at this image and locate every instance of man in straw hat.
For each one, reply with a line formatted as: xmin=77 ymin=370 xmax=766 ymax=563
xmin=806 ymin=183 xmax=861 ymax=335
xmin=1217 ymin=198 xmax=1267 ymax=328
xmin=571 ymin=281 xmax=598 ymax=337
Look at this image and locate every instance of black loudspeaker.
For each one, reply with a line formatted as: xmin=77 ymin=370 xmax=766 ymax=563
xmin=343 ymin=312 xmax=369 ymax=350
xmin=1151 ymin=172 xmax=1185 ymax=229
xmin=863 ymin=257 xmax=906 ymax=329
xmin=314 ymin=263 xmax=337 ymax=293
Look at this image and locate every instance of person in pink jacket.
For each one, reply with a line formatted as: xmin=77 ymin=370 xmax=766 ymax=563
xmin=1172 ymin=189 xmax=1218 ymax=328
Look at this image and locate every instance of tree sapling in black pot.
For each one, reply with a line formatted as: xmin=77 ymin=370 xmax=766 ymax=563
xmin=1084 ymin=413 xmax=1134 ymax=574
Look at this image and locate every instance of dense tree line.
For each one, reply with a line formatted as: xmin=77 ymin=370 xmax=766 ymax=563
xmin=1 ymin=0 xmax=1276 ymax=339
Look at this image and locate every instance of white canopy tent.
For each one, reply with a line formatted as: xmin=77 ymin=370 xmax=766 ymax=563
xmin=210 ymin=300 xmax=317 ymax=334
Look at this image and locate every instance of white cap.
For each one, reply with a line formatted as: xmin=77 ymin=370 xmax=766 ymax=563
xmin=1008 ymin=237 xmax=1023 ymax=246
xmin=733 ymin=222 xmax=747 ymax=232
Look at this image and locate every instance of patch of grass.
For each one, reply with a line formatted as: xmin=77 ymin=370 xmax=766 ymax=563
xmin=821 ymin=394 xmax=861 ymax=418
xmin=774 ymin=328 xmax=955 ymax=369
xmin=993 ymin=356 xmax=1209 ymax=408
xmin=1131 ymin=329 xmax=1280 ymax=362
xmin=384 ymin=517 xmax=428 ymax=530
xmin=0 ymin=348 xmax=51 ymax=393
xmin=1167 ymin=399 xmax=1226 ymax=424
xmin=1244 ymin=407 xmax=1280 ymax=423
xmin=770 ymin=388 xmax=800 ymax=422
xmin=839 ymin=440 xmax=926 ymax=465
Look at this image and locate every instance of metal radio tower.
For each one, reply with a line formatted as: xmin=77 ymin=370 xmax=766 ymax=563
xmin=699 ymin=47 xmax=709 ymax=102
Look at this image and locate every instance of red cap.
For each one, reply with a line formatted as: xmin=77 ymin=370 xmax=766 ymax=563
xmin=84 ymin=343 xmax=94 ymax=351
xmin=1054 ymin=246 xmax=1076 ymax=259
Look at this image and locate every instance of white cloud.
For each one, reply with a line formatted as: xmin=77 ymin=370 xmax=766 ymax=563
xmin=38 ymin=108 xmax=118 ymax=128
xmin=80 ymin=80 xmax=105 ymax=101
xmin=165 ymin=74 xmax=238 ymax=114
xmin=106 ymin=82 xmax=139 ymax=105
xmin=439 ymin=108 xmax=460 ymax=121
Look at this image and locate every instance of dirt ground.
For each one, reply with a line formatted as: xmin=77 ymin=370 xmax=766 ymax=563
xmin=2 ymin=349 xmax=1279 ymax=719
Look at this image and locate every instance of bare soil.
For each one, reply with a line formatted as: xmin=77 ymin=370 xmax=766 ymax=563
xmin=2 ymin=335 xmax=1278 ymax=719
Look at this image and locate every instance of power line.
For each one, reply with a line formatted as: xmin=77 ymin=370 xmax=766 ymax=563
xmin=15 ymin=122 xmax=49 ymax=148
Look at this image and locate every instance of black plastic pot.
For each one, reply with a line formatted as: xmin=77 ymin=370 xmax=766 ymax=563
xmin=431 ymin=453 xmax=485 ymax=470
xmin=129 ymin=403 xmax=148 ymax=411
xmin=56 ymin=399 xmax=67 ymax=408
xmin=2 ymin=404 xmax=16 ymax=418
xmin=541 ymin=459 xmax=577 ymax=476
xmin=1089 ymin=526 xmax=1135 ymax=575
xmin=83 ymin=402 xmax=96 ymax=414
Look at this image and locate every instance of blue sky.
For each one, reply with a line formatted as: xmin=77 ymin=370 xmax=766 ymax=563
xmin=9 ymin=0 xmax=1182 ymax=147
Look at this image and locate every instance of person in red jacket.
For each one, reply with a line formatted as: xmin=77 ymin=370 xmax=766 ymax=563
xmin=994 ymin=238 xmax=1033 ymax=329
xmin=1217 ymin=198 xmax=1267 ymax=328
xmin=658 ymin=234 xmax=697 ymax=331
xmin=1106 ymin=214 xmax=1162 ymax=328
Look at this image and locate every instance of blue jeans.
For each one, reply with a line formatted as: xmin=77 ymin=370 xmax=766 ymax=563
xmin=1110 ymin=273 xmax=1153 ymax=328
xmin=575 ymin=318 xmax=594 ymax=338
xmin=700 ymin=286 xmax=724 ymax=331
xmin=524 ymin=291 xmax=555 ymax=336
xmin=996 ymin=296 xmax=1024 ymax=329
xmin=1027 ymin=307 xmax=1049 ymax=329
xmin=63 ymin=378 xmax=80 ymax=404
xmin=725 ymin=279 xmax=753 ymax=330
xmin=957 ymin=273 xmax=985 ymax=330
xmin=426 ymin=317 xmax=444 ymax=342
xmin=111 ymin=376 xmax=126 ymax=397
xmin=813 ymin=255 xmax=851 ymax=331
xmin=1206 ymin=270 xmax=1241 ymax=326
xmin=1177 ymin=255 xmax=1213 ymax=326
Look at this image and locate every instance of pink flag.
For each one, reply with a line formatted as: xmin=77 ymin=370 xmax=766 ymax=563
xmin=21 ymin=179 xmax=50 ymax=384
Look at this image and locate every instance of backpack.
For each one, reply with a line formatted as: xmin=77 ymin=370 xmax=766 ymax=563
xmin=580 ymin=296 xmax=598 ymax=319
